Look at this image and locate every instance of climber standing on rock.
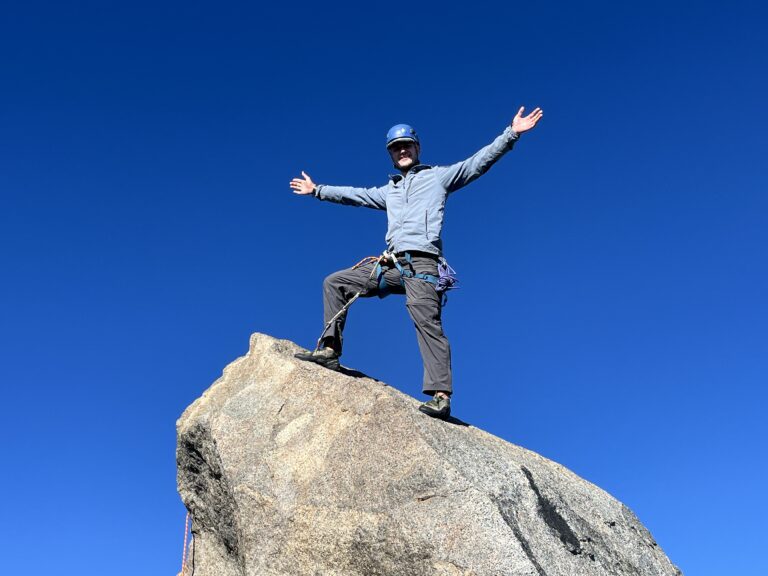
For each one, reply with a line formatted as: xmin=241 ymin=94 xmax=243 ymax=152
xmin=290 ymin=106 xmax=544 ymax=419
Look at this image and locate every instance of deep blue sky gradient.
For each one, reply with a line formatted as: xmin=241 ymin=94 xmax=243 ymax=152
xmin=2 ymin=1 xmax=766 ymax=574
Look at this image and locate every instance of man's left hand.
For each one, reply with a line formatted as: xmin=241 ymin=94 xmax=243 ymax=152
xmin=511 ymin=106 xmax=544 ymax=134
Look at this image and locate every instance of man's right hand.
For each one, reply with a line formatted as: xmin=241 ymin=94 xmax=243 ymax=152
xmin=290 ymin=171 xmax=316 ymax=195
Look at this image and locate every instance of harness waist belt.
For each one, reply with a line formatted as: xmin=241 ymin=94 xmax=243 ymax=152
xmin=394 ymin=250 xmax=438 ymax=260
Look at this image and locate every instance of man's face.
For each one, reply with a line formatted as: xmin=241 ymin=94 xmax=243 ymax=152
xmin=388 ymin=140 xmax=420 ymax=171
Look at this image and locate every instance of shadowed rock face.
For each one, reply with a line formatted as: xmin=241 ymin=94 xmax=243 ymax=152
xmin=177 ymin=333 xmax=682 ymax=576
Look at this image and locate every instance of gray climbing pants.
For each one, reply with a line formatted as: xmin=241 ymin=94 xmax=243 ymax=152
xmin=320 ymin=253 xmax=452 ymax=396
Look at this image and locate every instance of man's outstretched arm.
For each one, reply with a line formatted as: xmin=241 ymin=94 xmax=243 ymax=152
xmin=437 ymin=106 xmax=544 ymax=193
xmin=290 ymin=171 xmax=387 ymax=210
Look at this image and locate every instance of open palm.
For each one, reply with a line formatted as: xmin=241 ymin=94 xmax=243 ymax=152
xmin=511 ymin=106 xmax=543 ymax=134
xmin=290 ymin=171 xmax=316 ymax=195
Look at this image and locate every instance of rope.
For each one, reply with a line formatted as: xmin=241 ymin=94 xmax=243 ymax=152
xmin=352 ymin=255 xmax=379 ymax=269
xmin=180 ymin=512 xmax=190 ymax=575
xmin=315 ymin=252 xmax=389 ymax=350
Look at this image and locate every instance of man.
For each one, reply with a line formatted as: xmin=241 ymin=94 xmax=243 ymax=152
xmin=290 ymin=106 xmax=543 ymax=419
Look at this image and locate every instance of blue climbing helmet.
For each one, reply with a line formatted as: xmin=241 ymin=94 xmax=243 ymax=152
xmin=386 ymin=124 xmax=419 ymax=149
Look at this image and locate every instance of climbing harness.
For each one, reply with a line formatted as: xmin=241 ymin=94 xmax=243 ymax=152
xmin=314 ymin=250 xmax=458 ymax=351
xmin=374 ymin=251 xmax=459 ymax=301
xmin=374 ymin=251 xmax=438 ymax=297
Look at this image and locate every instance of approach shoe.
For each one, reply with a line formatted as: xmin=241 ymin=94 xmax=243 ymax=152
xmin=294 ymin=347 xmax=340 ymax=371
xmin=419 ymin=394 xmax=451 ymax=420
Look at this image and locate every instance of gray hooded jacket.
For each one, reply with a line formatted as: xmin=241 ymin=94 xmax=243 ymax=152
xmin=315 ymin=126 xmax=519 ymax=256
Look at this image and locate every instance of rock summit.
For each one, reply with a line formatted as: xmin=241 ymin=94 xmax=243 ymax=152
xmin=177 ymin=333 xmax=681 ymax=576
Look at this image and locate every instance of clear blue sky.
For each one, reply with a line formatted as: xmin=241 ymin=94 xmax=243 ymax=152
xmin=2 ymin=1 xmax=765 ymax=574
